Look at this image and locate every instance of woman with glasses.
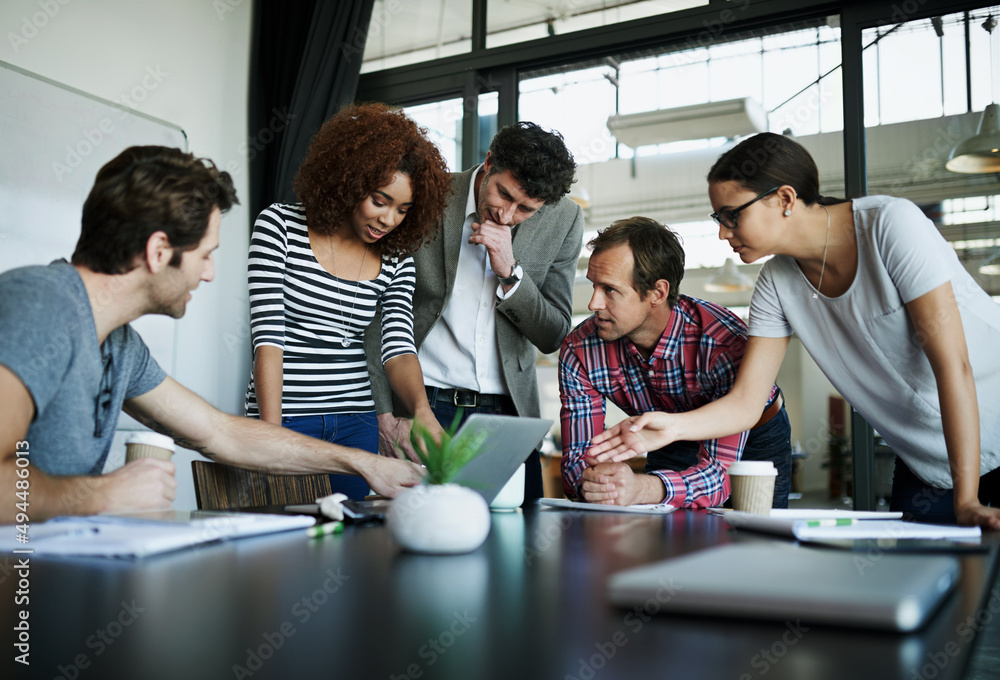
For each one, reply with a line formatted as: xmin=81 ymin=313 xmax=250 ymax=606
xmin=589 ymin=132 xmax=1000 ymax=530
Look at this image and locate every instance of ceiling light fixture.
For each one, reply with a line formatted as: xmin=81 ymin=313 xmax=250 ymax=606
xmin=705 ymin=258 xmax=753 ymax=293
xmin=947 ymin=16 xmax=1000 ymax=173
xmin=980 ymin=251 xmax=1000 ymax=276
xmin=607 ymin=97 xmax=767 ymax=148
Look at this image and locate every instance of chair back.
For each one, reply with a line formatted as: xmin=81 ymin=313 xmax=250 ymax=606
xmin=191 ymin=460 xmax=333 ymax=510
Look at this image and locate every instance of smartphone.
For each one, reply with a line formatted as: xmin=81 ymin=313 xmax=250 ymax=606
xmin=341 ymin=499 xmax=390 ymax=523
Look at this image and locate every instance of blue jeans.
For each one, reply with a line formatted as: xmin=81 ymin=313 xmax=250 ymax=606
xmin=890 ymin=456 xmax=1000 ymax=524
xmin=645 ymin=405 xmax=792 ymax=508
xmin=282 ymin=413 xmax=377 ymax=500
xmin=424 ymin=387 xmax=544 ymax=505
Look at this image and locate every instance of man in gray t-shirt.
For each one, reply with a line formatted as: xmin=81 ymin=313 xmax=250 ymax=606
xmin=0 ymin=146 xmax=422 ymax=522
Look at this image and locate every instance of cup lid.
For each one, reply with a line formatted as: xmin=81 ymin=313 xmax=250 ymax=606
xmin=125 ymin=431 xmax=176 ymax=451
xmin=727 ymin=460 xmax=777 ymax=476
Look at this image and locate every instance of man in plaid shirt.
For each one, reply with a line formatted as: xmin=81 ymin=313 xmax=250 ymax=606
xmin=559 ymin=217 xmax=791 ymax=508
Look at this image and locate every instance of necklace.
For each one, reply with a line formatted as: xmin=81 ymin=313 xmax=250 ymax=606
xmin=329 ymin=234 xmax=369 ymax=347
xmin=813 ymin=205 xmax=831 ymax=300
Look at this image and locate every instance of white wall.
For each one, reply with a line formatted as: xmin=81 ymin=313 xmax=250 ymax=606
xmin=2 ymin=0 xmax=253 ymax=510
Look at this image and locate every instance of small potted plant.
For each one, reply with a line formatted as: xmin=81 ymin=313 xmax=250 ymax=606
xmin=387 ymin=413 xmax=492 ymax=554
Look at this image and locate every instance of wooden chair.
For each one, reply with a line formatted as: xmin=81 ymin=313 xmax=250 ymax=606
xmin=191 ymin=460 xmax=333 ymax=510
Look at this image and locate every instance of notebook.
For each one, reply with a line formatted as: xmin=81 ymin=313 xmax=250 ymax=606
xmin=540 ymin=498 xmax=677 ymax=515
xmin=2 ymin=511 xmax=315 ymax=559
xmin=722 ymin=511 xmax=983 ymax=541
xmin=607 ymin=543 xmax=960 ymax=632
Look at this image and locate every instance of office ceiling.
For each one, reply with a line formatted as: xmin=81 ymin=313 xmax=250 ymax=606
xmin=365 ymin=0 xmax=699 ymax=60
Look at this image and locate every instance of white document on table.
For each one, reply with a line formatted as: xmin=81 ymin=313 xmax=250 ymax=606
xmin=540 ymin=498 xmax=677 ymax=515
xmin=0 ymin=511 xmax=315 ymax=558
xmin=723 ymin=511 xmax=982 ymax=541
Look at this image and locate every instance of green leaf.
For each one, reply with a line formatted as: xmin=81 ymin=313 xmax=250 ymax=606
xmin=408 ymin=410 xmax=488 ymax=485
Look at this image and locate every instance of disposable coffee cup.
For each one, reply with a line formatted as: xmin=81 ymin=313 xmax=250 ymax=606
xmin=125 ymin=432 xmax=176 ymax=463
xmin=490 ymin=463 xmax=525 ymax=512
xmin=727 ymin=460 xmax=776 ymax=515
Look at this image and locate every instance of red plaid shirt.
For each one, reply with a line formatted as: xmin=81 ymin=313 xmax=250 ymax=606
xmin=559 ymin=295 xmax=778 ymax=508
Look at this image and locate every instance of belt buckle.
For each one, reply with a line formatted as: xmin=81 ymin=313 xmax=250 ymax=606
xmin=452 ymin=390 xmax=478 ymax=408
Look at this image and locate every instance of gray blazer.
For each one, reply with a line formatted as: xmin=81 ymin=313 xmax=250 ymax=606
xmin=366 ymin=168 xmax=584 ymax=418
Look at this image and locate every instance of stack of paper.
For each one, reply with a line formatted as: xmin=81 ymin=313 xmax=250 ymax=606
xmin=723 ymin=509 xmax=982 ymax=541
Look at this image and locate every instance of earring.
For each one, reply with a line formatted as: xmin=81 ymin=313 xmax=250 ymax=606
xmin=783 ymin=209 xmax=792 ymax=217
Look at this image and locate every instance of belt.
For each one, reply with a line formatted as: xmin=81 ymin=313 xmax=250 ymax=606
xmin=752 ymin=392 xmax=783 ymax=430
xmin=426 ymin=386 xmax=510 ymax=409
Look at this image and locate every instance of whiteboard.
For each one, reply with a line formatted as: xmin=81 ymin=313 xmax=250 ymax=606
xmin=0 ymin=59 xmax=187 ymax=377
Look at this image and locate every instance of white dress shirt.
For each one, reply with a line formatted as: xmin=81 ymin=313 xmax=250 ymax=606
xmin=420 ymin=165 xmax=519 ymax=395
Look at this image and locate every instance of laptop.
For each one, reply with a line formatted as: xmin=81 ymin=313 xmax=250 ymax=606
xmin=320 ymin=414 xmax=553 ymax=520
xmin=607 ymin=543 xmax=960 ymax=632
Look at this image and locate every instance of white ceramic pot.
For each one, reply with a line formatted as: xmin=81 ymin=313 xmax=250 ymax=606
xmin=387 ymin=483 xmax=491 ymax=554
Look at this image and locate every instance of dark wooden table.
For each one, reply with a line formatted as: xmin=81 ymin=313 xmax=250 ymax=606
xmin=3 ymin=507 xmax=998 ymax=680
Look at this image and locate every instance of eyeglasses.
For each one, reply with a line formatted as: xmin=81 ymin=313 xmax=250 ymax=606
xmin=710 ymin=187 xmax=779 ymax=229
xmin=94 ymin=348 xmax=114 ymax=437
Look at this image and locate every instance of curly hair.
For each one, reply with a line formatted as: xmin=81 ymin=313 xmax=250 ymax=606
xmin=72 ymin=146 xmax=238 ymax=274
xmin=589 ymin=217 xmax=685 ymax=308
xmin=294 ymin=103 xmax=450 ymax=257
xmin=487 ymin=121 xmax=576 ymax=204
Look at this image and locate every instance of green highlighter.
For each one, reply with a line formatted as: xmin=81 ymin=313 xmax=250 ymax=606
xmin=804 ymin=518 xmax=857 ymax=528
xmin=307 ymin=521 xmax=344 ymax=538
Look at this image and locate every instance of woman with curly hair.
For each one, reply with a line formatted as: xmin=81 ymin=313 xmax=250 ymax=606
xmin=245 ymin=103 xmax=450 ymax=499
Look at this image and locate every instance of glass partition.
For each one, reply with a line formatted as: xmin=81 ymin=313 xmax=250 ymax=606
xmin=362 ymin=0 xmax=472 ymax=73
xmin=487 ymin=0 xmax=706 ymax=49
xmin=518 ymin=17 xmax=848 ymax=504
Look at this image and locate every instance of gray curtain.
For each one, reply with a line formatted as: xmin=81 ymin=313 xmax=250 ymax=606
xmin=248 ymin=0 xmax=376 ymax=223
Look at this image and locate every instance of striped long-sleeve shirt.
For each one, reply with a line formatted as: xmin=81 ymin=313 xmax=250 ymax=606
xmin=559 ymin=294 xmax=779 ymax=508
xmin=244 ymin=203 xmax=417 ymax=417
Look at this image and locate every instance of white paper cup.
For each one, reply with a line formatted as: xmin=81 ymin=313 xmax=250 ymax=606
xmin=727 ymin=460 xmax=776 ymax=515
xmin=125 ymin=432 xmax=176 ymax=463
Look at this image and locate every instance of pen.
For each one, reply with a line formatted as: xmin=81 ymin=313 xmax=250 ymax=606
xmin=307 ymin=521 xmax=344 ymax=538
xmin=804 ymin=518 xmax=857 ymax=528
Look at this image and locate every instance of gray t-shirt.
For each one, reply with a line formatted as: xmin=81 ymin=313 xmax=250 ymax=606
xmin=749 ymin=196 xmax=1000 ymax=488
xmin=0 ymin=260 xmax=166 ymax=475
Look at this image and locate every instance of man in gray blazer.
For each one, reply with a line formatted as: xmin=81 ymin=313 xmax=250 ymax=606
xmin=367 ymin=122 xmax=584 ymax=502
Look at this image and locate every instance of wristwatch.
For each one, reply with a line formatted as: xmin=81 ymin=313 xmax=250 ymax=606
xmin=498 ymin=262 xmax=523 ymax=286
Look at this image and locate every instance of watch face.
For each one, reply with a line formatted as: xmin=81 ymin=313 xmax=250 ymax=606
xmin=500 ymin=264 xmax=522 ymax=284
